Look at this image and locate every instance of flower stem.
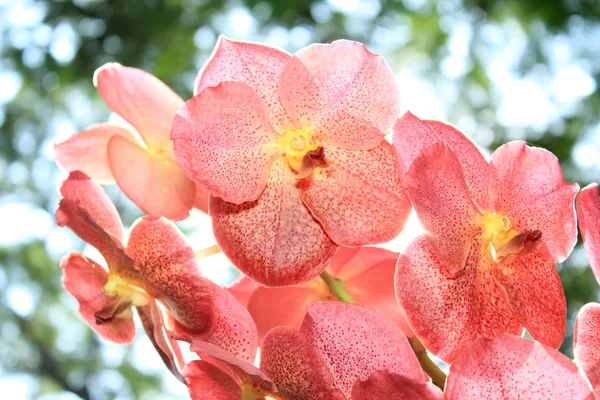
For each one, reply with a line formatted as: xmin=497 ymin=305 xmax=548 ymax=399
xmin=194 ymin=243 xmax=221 ymax=259
xmin=319 ymin=270 xmax=447 ymax=391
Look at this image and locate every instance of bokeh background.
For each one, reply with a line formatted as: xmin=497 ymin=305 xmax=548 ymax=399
xmin=1 ymin=0 xmax=599 ymax=399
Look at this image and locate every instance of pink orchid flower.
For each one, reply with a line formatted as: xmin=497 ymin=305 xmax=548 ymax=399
xmin=577 ymin=183 xmax=600 ymax=282
xmin=393 ymin=113 xmax=579 ymax=362
xmin=228 ymin=246 xmax=413 ymax=343
xmin=54 ymin=64 xmax=208 ymax=221
xmin=445 ymin=335 xmax=594 ymax=399
xmin=170 ymin=37 xmax=412 ymax=286
xmin=260 ymin=302 xmax=442 ymax=399
xmin=574 ymin=302 xmax=600 ymax=394
xmin=56 ymin=171 xmax=256 ymax=373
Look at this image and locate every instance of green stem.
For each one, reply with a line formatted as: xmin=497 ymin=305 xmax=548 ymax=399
xmin=319 ymin=271 xmax=447 ymax=391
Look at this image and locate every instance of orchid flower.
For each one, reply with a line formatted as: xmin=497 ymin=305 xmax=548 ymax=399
xmin=171 ymin=37 xmax=412 ymax=286
xmin=393 ymin=113 xmax=578 ymax=362
xmin=574 ymin=302 xmax=600 ymax=394
xmin=577 ymin=183 xmax=600 ymax=282
xmin=54 ymin=64 xmax=208 ymax=220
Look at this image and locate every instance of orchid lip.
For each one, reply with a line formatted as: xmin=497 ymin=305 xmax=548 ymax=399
xmin=479 ymin=211 xmax=542 ymax=262
xmin=279 ymin=127 xmax=318 ymax=172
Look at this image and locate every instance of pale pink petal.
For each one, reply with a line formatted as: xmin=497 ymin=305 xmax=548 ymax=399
xmin=490 ymin=141 xmax=579 ymax=263
xmin=60 ymin=253 xmax=135 ymax=344
xmin=299 ymin=302 xmax=424 ymax=398
xmin=299 ymin=141 xmax=411 ymax=246
xmin=260 ymin=327 xmax=347 ymax=400
xmin=493 ymin=246 xmax=566 ymax=349
xmin=59 ymin=171 xmax=123 ymax=241
xmin=226 ymin=276 xmax=260 ymax=308
xmin=247 ymin=283 xmax=328 ymax=344
xmin=351 ymin=370 xmax=443 ymax=400
xmin=171 ymin=81 xmax=281 ymax=204
xmin=279 ymin=40 xmax=400 ymax=150
xmin=94 ymin=63 xmax=183 ymax=150
xmin=577 ymin=183 xmax=600 ymax=283
xmin=183 ymin=360 xmax=240 ymax=400
xmin=126 ymin=216 xmax=216 ymax=335
xmin=193 ymin=183 xmax=209 ymax=215
xmin=54 ymin=123 xmax=139 ymax=184
xmin=195 ymin=36 xmax=292 ymax=131
xmin=574 ymin=302 xmax=600 ymax=393
xmin=445 ymin=335 xmax=594 ymax=399
xmin=395 ymin=237 xmax=522 ymax=363
xmin=403 ymin=142 xmax=482 ymax=275
xmin=393 ymin=112 xmax=489 ymax=209
xmin=107 ymin=135 xmax=195 ymax=221
xmin=211 ymin=158 xmax=338 ymax=286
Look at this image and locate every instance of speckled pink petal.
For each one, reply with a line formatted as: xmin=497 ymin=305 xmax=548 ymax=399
xmin=247 ymin=283 xmax=328 ymax=344
xmin=403 ymin=143 xmax=482 ymax=275
xmin=59 ymin=171 xmax=123 ymax=242
xmin=183 ymin=360 xmax=241 ymax=400
xmin=493 ymin=246 xmax=566 ymax=349
xmin=330 ymin=247 xmax=412 ymax=337
xmin=54 ymin=123 xmax=139 ymax=184
xmin=299 ymin=302 xmax=425 ymax=398
xmin=279 ymin=40 xmax=400 ymax=150
xmin=489 ymin=141 xmax=579 ymax=263
xmin=195 ymin=36 xmax=291 ymax=131
xmin=299 ymin=141 xmax=411 ymax=246
xmin=126 ymin=216 xmax=216 ymax=335
xmin=351 ymin=370 xmax=443 ymax=400
xmin=574 ymin=302 xmax=600 ymax=393
xmin=107 ymin=135 xmax=195 ymax=221
xmin=211 ymin=158 xmax=338 ymax=286
xmin=392 ymin=112 xmax=489 ymax=209
xmin=445 ymin=335 xmax=594 ymax=400
xmin=171 ymin=81 xmax=281 ymax=204
xmin=60 ymin=253 xmax=135 ymax=344
xmin=94 ymin=63 xmax=183 ymax=150
xmin=260 ymin=327 xmax=347 ymax=400
xmin=577 ymin=183 xmax=600 ymax=283
xmin=395 ymin=236 xmax=522 ymax=363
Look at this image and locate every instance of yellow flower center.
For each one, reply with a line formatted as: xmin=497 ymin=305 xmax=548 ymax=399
xmin=103 ymin=273 xmax=150 ymax=309
xmin=479 ymin=212 xmax=519 ymax=260
xmin=279 ymin=127 xmax=318 ymax=172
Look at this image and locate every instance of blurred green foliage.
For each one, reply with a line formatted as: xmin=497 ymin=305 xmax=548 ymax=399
xmin=0 ymin=0 xmax=599 ymax=399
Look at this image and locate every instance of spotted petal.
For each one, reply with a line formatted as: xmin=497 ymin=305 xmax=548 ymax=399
xmin=184 ymin=360 xmax=241 ymax=400
xmin=577 ymin=183 xmax=600 ymax=283
xmin=574 ymin=302 xmax=600 ymax=393
xmin=351 ymin=370 xmax=443 ymax=400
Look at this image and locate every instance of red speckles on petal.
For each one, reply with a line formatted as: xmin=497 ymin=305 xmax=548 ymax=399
xmin=489 ymin=141 xmax=579 ymax=264
xmin=574 ymin=302 xmax=600 ymax=393
xmin=445 ymin=335 xmax=594 ymax=400
xmin=351 ymin=370 xmax=443 ymax=400
xmin=211 ymin=158 xmax=338 ymax=286
xmin=196 ymin=36 xmax=292 ymax=131
xmin=279 ymin=40 xmax=400 ymax=150
xmin=299 ymin=141 xmax=411 ymax=246
xmin=299 ymin=302 xmax=423 ymax=398
xmin=577 ymin=183 xmax=600 ymax=283
xmin=171 ymin=81 xmax=282 ymax=205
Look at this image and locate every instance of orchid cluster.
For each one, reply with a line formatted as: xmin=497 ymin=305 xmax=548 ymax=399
xmin=52 ymin=36 xmax=600 ymax=399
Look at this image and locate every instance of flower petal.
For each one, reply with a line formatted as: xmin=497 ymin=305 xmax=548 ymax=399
xmin=193 ymin=183 xmax=210 ymax=215
xmin=577 ymin=183 xmax=600 ymax=283
xmin=574 ymin=302 xmax=600 ymax=393
xmin=299 ymin=302 xmax=424 ymax=397
xmin=493 ymin=246 xmax=566 ymax=349
xmin=211 ymin=158 xmax=338 ymax=286
xmin=94 ymin=63 xmax=183 ymax=150
xmin=351 ymin=370 xmax=443 ymax=400
xmin=279 ymin=40 xmax=400 ymax=150
xmin=299 ymin=141 xmax=411 ymax=246
xmin=226 ymin=276 xmax=261 ymax=308
xmin=403 ymin=142 xmax=482 ymax=275
xmin=54 ymin=123 xmax=139 ymax=184
xmin=171 ymin=81 xmax=281 ymax=204
xmin=489 ymin=141 xmax=579 ymax=263
xmin=60 ymin=253 xmax=135 ymax=344
xmin=59 ymin=171 xmax=123 ymax=242
xmin=393 ymin=112 xmax=489 ymax=209
xmin=445 ymin=335 xmax=594 ymax=400
xmin=107 ymin=135 xmax=195 ymax=221
xmin=183 ymin=360 xmax=241 ymax=400
xmin=195 ymin=36 xmax=291 ymax=131
xmin=260 ymin=327 xmax=347 ymax=400
xmin=126 ymin=216 xmax=216 ymax=335
xmin=395 ymin=236 xmax=521 ymax=363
